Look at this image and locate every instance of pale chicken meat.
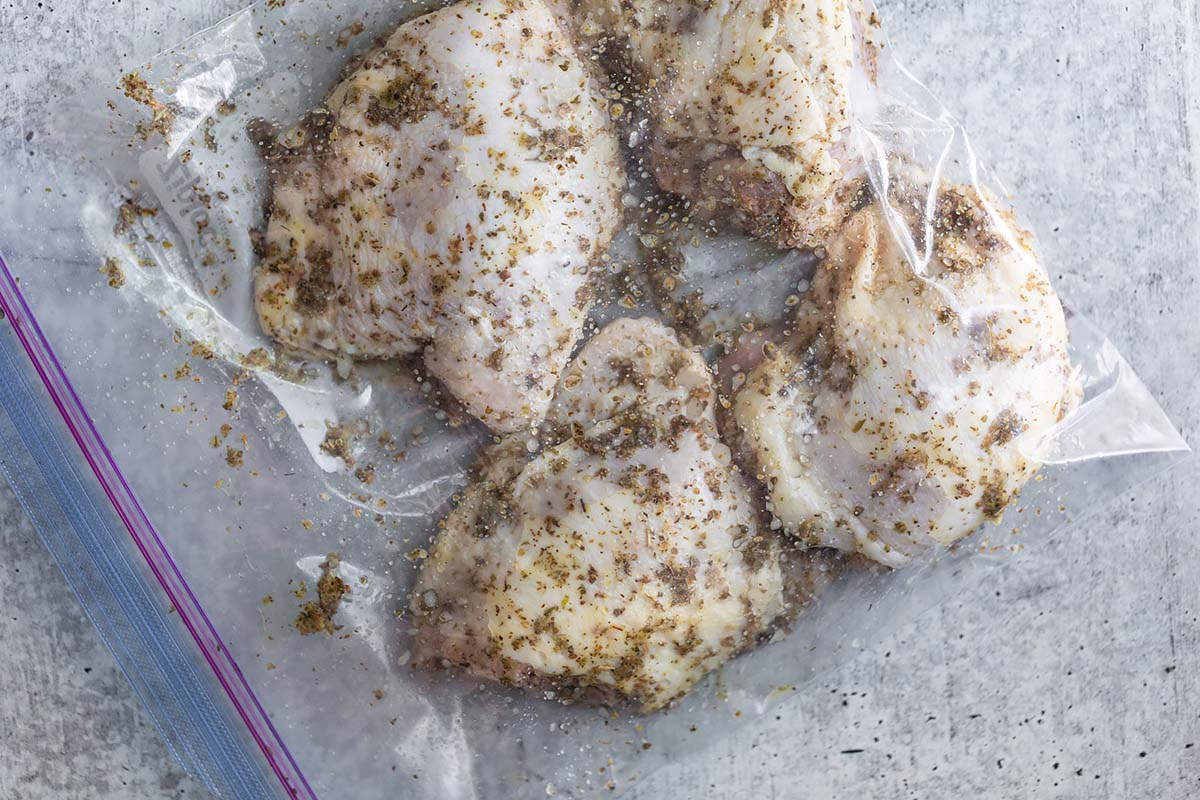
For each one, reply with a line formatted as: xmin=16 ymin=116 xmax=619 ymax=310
xmin=573 ymin=0 xmax=877 ymax=248
xmin=255 ymin=0 xmax=625 ymax=433
xmin=731 ymin=179 xmax=1080 ymax=567
xmin=411 ymin=318 xmax=786 ymax=711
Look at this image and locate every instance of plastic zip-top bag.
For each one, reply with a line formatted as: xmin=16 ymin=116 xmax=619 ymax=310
xmin=0 ymin=0 xmax=1188 ymax=797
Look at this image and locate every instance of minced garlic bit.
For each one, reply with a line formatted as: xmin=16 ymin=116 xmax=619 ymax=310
xmin=295 ymin=553 xmax=350 ymax=636
xmin=100 ymin=257 xmax=125 ymax=288
xmin=319 ymin=424 xmax=355 ymax=466
xmin=120 ymin=71 xmax=177 ymax=142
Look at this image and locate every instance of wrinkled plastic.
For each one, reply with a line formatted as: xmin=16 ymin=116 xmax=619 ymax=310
xmin=0 ymin=0 xmax=1188 ymax=798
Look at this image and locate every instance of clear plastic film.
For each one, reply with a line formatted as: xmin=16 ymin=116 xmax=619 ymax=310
xmin=0 ymin=0 xmax=1187 ymax=797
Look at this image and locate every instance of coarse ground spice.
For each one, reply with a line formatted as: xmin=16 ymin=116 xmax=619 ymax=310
xmin=295 ymin=553 xmax=350 ymax=635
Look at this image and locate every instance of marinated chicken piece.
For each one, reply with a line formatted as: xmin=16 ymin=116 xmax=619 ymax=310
xmin=411 ymin=318 xmax=785 ymax=711
xmin=255 ymin=0 xmax=625 ymax=433
xmin=731 ymin=179 xmax=1080 ymax=567
xmin=574 ymin=0 xmax=877 ymax=248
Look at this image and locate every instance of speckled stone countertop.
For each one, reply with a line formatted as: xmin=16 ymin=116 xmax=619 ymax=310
xmin=1 ymin=0 xmax=1198 ymax=797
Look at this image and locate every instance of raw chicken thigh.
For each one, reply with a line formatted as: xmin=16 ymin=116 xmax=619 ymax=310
xmin=731 ymin=178 xmax=1079 ymax=567
xmin=573 ymin=0 xmax=876 ymax=248
xmin=255 ymin=0 xmax=625 ymax=433
xmin=411 ymin=317 xmax=785 ymax=711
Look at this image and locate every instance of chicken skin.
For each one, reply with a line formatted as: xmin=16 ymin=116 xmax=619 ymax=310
xmin=255 ymin=0 xmax=625 ymax=433
xmin=574 ymin=0 xmax=876 ymax=248
xmin=731 ymin=178 xmax=1079 ymax=567
xmin=411 ymin=317 xmax=785 ymax=711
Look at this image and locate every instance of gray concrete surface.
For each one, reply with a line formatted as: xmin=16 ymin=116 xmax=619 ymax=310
xmin=0 ymin=489 xmax=206 ymax=798
xmin=1 ymin=0 xmax=1199 ymax=798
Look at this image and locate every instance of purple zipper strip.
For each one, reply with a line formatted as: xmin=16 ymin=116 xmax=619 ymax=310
xmin=0 ymin=253 xmax=316 ymax=800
